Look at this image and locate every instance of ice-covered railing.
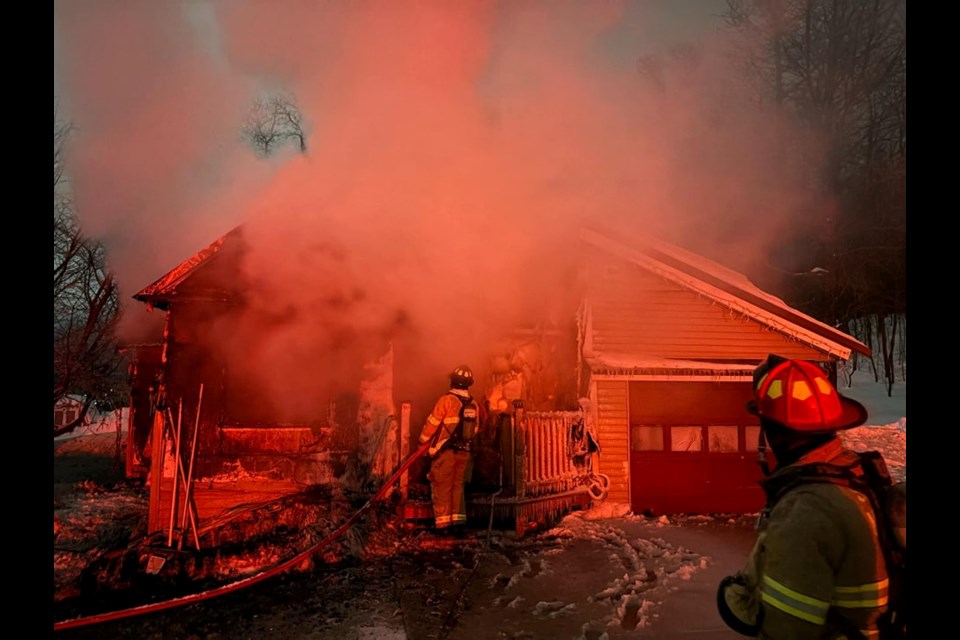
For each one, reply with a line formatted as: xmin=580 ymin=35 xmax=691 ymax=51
xmin=517 ymin=411 xmax=586 ymax=497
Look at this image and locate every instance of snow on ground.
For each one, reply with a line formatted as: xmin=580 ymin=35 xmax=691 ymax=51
xmin=55 ymin=408 xmax=130 ymax=441
xmin=840 ymin=375 xmax=906 ymax=429
xmin=838 ymin=377 xmax=906 ymax=483
xmin=53 ymin=377 xmax=906 ymax=633
xmin=537 ymin=375 xmax=908 ymax=631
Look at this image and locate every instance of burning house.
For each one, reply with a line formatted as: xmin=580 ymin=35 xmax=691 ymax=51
xmin=127 ymin=225 xmax=405 ymax=542
xmin=124 ymin=223 xmax=869 ymax=547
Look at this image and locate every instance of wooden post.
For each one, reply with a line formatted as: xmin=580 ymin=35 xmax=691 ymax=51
xmin=166 ymin=401 xmax=183 ymax=547
xmin=513 ymin=400 xmax=525 ymax=499
xmin=178 ymin=384 xmax=203 ymax=551
xmin=147 ymin=408 xmax=166 ymax=534
xmin=113 ymin=408 xmax=122 ymax=472
xmin=399 ymin=402 xmax=411 ymax=499
xmin=165 ymin=408 xmax=202 ymax=550
xmin=125 ymin=359 xmax=137 ymax=479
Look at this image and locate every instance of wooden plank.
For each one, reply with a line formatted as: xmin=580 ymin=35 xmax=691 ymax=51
xmin=147 ymin=410 xmax=166 ymax=534
xmin=594 ymin=378 xmax=630 ymax=506
xmin=597 ymin=440 xmax=628 ymax=449
xmin=596 ymin=422 xmax=628 ymax=431
xmin=399 ymin=402 xmax=411 ymax=499
xmin=597 ymin=417 xmax=628 ymax=424
xmin=597 ymin=449 xmax=630 ymax=459
xmin=606 ymin=488 xmax=629 ymax=502
xmin=597 ymin=424 xmax=629 ymax=432
xmin=156 ymin=477 xmax=302 ymax=535
xmin=591 ymin=343 xmax=830 ymax=363
xmin=593 ymin=326 xmax=813 ymax=340
xmin=597 ymin=392 xmax=629 ymax=400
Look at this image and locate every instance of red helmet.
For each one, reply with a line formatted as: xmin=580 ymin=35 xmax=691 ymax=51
xmin=746 ymin=356 xmax=867 ymax=433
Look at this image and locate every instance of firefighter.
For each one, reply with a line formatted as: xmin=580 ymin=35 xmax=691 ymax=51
xmin=419 ymin=365 xmax=480 ymax=532
xmin=717 ymin=355 xmax=890 ymax=639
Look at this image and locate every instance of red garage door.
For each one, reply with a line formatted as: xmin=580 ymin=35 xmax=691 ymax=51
xmin=629 ymin=381 xmax=765 ymax=515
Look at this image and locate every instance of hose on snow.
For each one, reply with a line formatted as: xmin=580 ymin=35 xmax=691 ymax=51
xmin=54 ymin=438 xmax=433 ymax=632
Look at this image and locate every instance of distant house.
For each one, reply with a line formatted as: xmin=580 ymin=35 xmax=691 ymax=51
xmin=55 ymin=394 xmax=130 ymax=441
xmin=54 ymin=395 xmax=87 ymax=431
xmin=130 ymin=227 xmax=401 ymax=535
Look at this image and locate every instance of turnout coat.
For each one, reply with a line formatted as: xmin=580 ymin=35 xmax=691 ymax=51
xmin=719 ymin=439 xmax=890 ymax=639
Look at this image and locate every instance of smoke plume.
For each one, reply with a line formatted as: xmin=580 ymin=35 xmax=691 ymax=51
xmin=54 ymin=0 xmax=827 ymax=415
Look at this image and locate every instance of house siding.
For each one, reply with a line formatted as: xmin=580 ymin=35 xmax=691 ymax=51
xmin=588 ymin=252 xmax=829 ymax=361
xmin=594 ymin=379 xmax=630 ymax=503
xmin=582 ymin=245 xmax=850 ymax=514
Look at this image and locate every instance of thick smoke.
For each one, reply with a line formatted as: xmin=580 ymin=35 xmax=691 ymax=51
xmin=54 ymin=1 xmax=827 ymax=415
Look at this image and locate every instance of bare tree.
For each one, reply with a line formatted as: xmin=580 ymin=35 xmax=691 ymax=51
xmin=723 ymin=0 xmax=906 ymax=393
xmin=54 ymin=101 xmax=72 ymax=190
xmin=54 ymin=105 xmax=128 ymax=436
xmin=240 ymin=92 xmax=308 ymax=157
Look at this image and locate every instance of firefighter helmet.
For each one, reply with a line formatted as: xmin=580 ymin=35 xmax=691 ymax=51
xmin=450 ymin=365 xmax=475 ymax=389
xmin=746 ymin=355 xmax=867 ymax=433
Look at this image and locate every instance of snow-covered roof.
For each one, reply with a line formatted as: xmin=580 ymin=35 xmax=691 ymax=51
xmin=580 ymin=227 xmax=871 ymax=361
xmin=55 ymin=395 xmax=86 ymax=408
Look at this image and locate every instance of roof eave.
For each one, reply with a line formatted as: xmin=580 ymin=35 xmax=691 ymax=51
xmin=132 ymin=227 xmax=241 ymax=306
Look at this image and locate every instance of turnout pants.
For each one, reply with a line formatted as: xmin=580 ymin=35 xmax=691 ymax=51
xmin=427 ymin=448 xmax=471 ymax=529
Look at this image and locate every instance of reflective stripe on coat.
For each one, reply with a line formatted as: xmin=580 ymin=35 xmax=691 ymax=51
xmin=719 ymin=445 xmax=889 ymax=639
xmin=419 ymin=389 xmax=477 ymax=456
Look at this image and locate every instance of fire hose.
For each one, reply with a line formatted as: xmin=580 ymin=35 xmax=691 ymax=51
xmin=53 ymin=438 xmax=434 ymax=632
xmin=586 ymin=472 xmax=610 ymax=501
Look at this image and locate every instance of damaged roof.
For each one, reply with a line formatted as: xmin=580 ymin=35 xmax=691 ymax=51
xmin=133 ymin=226 xmax=243 ymax=311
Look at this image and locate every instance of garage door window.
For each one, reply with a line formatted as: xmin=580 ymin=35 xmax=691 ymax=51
xmin=744 ymin=426 xmax=762 ymax=452
xmin=631 ymin=426 xmax=664 ymax=451
xmin=670 ymin=426 xmax=703 ymax=452
xmin=708 ymin=425 xmax=739 ymax=452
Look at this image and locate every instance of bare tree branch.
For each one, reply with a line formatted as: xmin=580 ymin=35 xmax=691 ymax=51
xmin=240 ymin=92 xmax=308 ymax=157
xmin=721 ymin=0 xmax=906 ymax=390
xmin=53 ymin=103 xmax=128 ymax=437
